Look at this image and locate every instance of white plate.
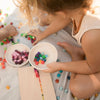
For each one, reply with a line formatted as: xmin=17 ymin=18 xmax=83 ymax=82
xmin=5 ymin=44 xmax=30 ymax=67
xmin=29 ymin=42 xmax=58 ymax=70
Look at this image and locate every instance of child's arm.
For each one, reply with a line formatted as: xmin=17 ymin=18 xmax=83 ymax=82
xmin=43 ymin=30 xmax=100 ymax=75
xmin=43 ymin=61 xmax=93 ymax=74
xmin=0 ymin=25 xmax=18 ymax=41
xmin=29 ymin=16 xmax=71 ymax=45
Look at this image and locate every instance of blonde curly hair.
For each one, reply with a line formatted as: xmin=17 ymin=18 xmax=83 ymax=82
xmin=15 ymin=0 xmax=93 ymax=25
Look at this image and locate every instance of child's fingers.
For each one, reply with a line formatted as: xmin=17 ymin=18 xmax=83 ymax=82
xmin=28 ymin=32 xmax=34 ymax=36
xmin=42 ymin=69 xmax=50 ymax=73
xmin=32 ymin=40 xmax=37 ymax=45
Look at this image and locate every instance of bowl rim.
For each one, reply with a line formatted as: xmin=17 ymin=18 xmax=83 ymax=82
xmin=29 ymin=42 xmax=58 ymax=70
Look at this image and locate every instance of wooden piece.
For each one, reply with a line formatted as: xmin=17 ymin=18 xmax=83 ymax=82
xmin=18 ymin=67 xmax=56 ymax=100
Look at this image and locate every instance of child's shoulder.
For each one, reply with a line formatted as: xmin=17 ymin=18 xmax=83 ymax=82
xmin=82 ymin=28 xmax=100 ymax=47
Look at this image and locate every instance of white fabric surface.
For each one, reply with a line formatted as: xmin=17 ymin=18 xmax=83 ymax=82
xmin=0 ymin=0 xmax=100 ymax=100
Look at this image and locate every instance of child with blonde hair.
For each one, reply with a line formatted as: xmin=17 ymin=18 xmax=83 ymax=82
xmin=17 ymin=0 xmax=100 ymax=99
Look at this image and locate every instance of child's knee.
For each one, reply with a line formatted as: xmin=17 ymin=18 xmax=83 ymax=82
xmin=69 ymin=81 xmax=87 ymax=99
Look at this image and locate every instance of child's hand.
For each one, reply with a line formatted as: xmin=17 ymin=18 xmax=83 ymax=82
xmin=43 ymin=62 xmax=62 ymax=73
xmin=5 ymin=25 xmax=18 ymax=36
xmin=28 ymin=29 xmax=43 ymax=45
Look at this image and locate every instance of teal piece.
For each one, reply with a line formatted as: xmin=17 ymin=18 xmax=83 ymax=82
xmin=64 ymin=89 xmax=68 ymax=93
xmin=40 ymin=57 xmax=43 ymax=60
xmin=67 ymin=76 xmax=70 ymax=80
xmin=57 ymin=59 xmax=60 ymax=62
xmin=56 ymin=96 xmax=60 ymax=100
xmin=59 ymin=70 xmax=63 ymax=73
xmin=63 ymin=49 xmax=66 ymax=52
xmin=39 ymin=54 xmax=42 ymax=57
xmin=43 ymin=59 xmax=46 ymax=62
xmin=29 ymin=63 xmax=31 ymax=66
xmin=45 ymin=55 xmax=48 ymax=57
xmin=59 ymin=86 xmax=63 ymax=91
xmin=17 ymin=39 xmax=20 ymax=42
xmin=57 ymin=73 xmax=61 ymax=78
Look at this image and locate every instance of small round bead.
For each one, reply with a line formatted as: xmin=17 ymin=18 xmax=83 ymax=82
xmin=28 ymin=37 xmax=31 ymax=40
xmin=45 ymin=55 xmax=48 ymax=57
xmin=55 ymin=79 xmax=59 ymax=83
xmin=29 ymin=35 xmax=33 ymax=39
xmin=34 ymin=59 xmax=37 ymax=62
xmin=17 ymin=39 xmax=20 ymax=43
xmin=56 ymin=96 xmax=60 ymax=100
xmin=67 ymin=75 xmax=70 ymax=80
xmin=39 ymin=54 xmax=42 ymax=57
xmin=5 ymin=13 xmax=8 ymax=17
xmin=31 ymin=39 xmax=34 ymax=43
xmin=4 ymin=23 xmax=7 ymax=26
xmin=41 ymin=61 xmax=45 ymax=64
xmin=0 ymin=58 xmax=2 ymax=61
xmin=21 ymin=33 xmax=24 ymax=36
xmin=43 ymin=59 xmax=46 ymax=62
xmin=37 ymin=58 xmax=40 ymax=61
xmin=2 ymin=65 xmax=5 ymax=69
xmin=39 ymin=60 xmax=42 ymax=64
xmin=1 ymin=25 xmax=4 ymax=28
xmin=59 ymin=86 xmax=63 ymax=91
xmin=59 ymin=70 xmax=63 ymax=73
xmin=40 ymin=57 xmax=43 ymax=60
xmin=43 ymin=55 xmax=46 ymax=59
xmin=64 ymin=89 xmax=68 ymax=93
xmin=63 ymin=49 xmax=66 ymax=52
xmin=57 ymin=73 xmax=61 ymax=78
xmin=4 ymin=47 xmax=7 ymax=51
xmin=6 ymin=85 xmax=10 ymax=90
xmin=10 ymin=22 xmax=13 ymax=25
xmin=35 ymin=61 xmax=39 ymax=65
xmin=95 ymin=94 xmax=98 ymax=97
xmin=57 ymin=59 xmax=60 ymax=62
xmin=3 ymin=59 xmax=6 ymax=62
xmin=1 ymin=42 xmax=4 ymax=45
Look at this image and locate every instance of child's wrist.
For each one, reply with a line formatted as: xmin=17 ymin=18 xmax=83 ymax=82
xmin=57 ymin=62 xmax=63 ymax=71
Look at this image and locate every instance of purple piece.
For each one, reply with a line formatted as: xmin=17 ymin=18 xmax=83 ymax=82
xmin=15 ymin=50 xmax=21 ymax=55
xmin=10 ymin=38 xmax=14 ymax=43
xmin=35 ymin=52 xmax=40 ymax=57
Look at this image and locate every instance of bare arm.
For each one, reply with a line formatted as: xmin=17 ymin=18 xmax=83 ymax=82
xmin=29 ymin=15 xmax=71 ymax=44
xmin=40 ymin=15 xmax=71 ymax=39
xmin=44 ymin=29 xmax=100 ymax=74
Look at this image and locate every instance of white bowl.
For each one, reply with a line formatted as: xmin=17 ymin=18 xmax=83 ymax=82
xmin=5 ymin=44 xmax=30 ymax=67
xmin=29 ymin=42 xmax=58 ymax=70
